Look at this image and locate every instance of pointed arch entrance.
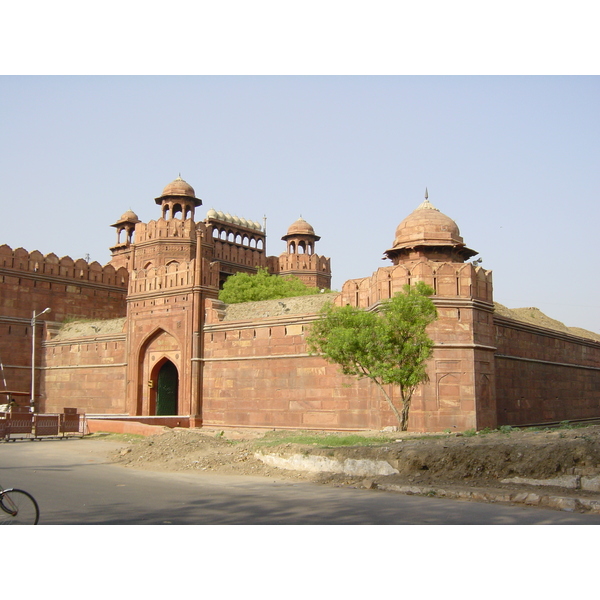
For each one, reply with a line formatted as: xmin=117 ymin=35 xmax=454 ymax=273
xmin=135 ymin=328 xmax=182 ymax=416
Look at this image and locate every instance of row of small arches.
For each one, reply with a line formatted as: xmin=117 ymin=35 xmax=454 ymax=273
xmin=212 ymin=228 xmax=264 ymax=250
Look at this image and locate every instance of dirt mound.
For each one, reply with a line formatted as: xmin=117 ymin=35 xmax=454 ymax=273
xmin=110 ymin=424 xmax=600 ymax=494
xmin=494 ymin=303 xmax=600 ymax=341
xmin=112 ymin=429 xmax=308 ymax=480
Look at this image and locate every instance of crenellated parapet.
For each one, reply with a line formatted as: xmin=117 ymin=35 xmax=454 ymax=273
xmin=337 ymin=261 xmax=493 ymax=308
xmin=271 ymin=252 xmax=332 ymax=289
xmin=134 ymin=218 xmax=197 ymax=245
xmin=276 ymin=253 xmax=330 ymax=274
xmin=129 ymin=260 xmax=195 ymax=295
xmin=0 ymin=244 xmax=128 ymax=287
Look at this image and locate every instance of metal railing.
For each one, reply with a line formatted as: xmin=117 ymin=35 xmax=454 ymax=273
xmin=0 ymin=408 xmax=86 ymax=441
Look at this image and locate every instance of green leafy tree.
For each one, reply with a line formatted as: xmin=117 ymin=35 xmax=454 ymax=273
xmin=219 ymin=267 xmax=323 ymax=304
xmin=307 ymin=282 xmax=437 ymax=431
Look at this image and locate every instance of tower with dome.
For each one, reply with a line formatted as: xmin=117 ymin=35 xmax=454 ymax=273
xmin=104 ymin=176 xmax=332 ymax=426
xmin=271 ymin=217 xmax=331 ymax=290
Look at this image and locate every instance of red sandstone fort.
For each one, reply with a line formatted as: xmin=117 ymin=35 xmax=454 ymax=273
xmin=1 ymin=177 xmax=598 ymax=431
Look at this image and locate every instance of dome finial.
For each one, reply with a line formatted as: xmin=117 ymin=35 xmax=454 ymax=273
xmin=417 ymin=188 xmax=437 ymax=211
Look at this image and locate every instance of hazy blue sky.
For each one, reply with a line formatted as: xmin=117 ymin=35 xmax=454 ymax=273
xmin=1 ymin=76 xmax=598 ymax=332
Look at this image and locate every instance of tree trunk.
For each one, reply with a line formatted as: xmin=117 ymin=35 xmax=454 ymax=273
xmin=400 ymin=396 xmax=411 ymax=431
xmin=373 ymin=381 xmax=403 ymax=428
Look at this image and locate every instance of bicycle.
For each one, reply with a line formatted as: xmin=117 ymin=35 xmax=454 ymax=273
xmin=0 ymin=486 xmax=39 ymax=524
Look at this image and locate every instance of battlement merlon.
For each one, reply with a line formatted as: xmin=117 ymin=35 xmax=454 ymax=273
xmin=0 ymin=244 xmax=128 ymax=288
xmin=339 ymin=261 xmax=493 ymax=308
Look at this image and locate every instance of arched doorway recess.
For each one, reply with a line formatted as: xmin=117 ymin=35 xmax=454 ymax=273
xmin=156 ymin=359 xmax=179 ymax=415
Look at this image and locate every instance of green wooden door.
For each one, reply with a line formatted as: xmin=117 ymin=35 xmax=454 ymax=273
xmin=156 ymin=361 xmax=178 ymax=415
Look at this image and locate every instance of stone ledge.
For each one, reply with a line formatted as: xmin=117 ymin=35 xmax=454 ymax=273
xmin=378 ymin=483 xmax=600 ymax=514
xmin=256 ymin=451 xmax=600 ymax=514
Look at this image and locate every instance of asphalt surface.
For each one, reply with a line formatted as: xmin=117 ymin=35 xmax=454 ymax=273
xmin=2 ymin=437 xmax=600 ymax=525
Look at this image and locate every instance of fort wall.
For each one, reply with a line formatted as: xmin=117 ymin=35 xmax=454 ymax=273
xmin=494 ymin=316 xmax=600 ymax=425
xmin=41 ymin=319 xmax=128 ymax=414
xmin=334 ymin=262 xmax=497 ymax=431
xmin=200 ymin=294 xmax=496 ymax=432
xmin=4 ymin=178 xmax=598 ymax=433
xmin=0 ymin=244 xmax=128 ymax=322
xmin=0 ymin=245 xmax=128 ymax=402
xmin=202 ymin=309 xmax=393 ymax=430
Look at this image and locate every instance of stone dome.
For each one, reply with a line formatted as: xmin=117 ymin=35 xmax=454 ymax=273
xmin=390 ymin=198 xmax=464 ymax=250
xmin=285 ymin=218 xmax=316 ymax=237
xmin=384 ymin=193 xmax=478 ymax=263
xmin=119 ymin=209 xmax=140 ymax=223
xmin=160 ymin=176 xmax=196 ymax=198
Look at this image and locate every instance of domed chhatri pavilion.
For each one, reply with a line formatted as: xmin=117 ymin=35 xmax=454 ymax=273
xmin=1 ymin=177 xmax=598 ymax=433
xmin=384 ymin=190 xmax=478 ymax=264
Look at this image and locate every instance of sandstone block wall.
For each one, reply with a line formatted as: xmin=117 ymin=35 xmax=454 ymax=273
xmin=41 ymin=327 xmax=127 ymax=414
xmin=494 ymin=316 xmax=600 ymax=425
xmin=202 ymin=316 xmax=397 ymax=430
xmin=0 ymin=245 xmax=127 ymax=401
xmin=0 ymin=244 xmax=127 ymax=322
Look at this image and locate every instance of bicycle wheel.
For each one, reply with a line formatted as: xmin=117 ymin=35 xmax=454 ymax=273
xmin=0 ymin=489 xmax=40 ymax=524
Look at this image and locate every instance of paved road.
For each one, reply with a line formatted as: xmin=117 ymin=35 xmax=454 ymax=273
xmin=2 ymin=437 xmax=600 ymax=525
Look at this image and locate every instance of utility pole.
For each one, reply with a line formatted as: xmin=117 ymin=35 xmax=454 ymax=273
xmin=31 ymin=308 xmax=51 ymax=411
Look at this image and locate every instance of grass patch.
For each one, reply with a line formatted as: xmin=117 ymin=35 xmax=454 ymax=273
xmin=498 ymin=425 xmax=516 ymax=434
xmin=253 ymin=431 xmax=396 ymax=448
xmin=86 ymin=432 xmax=145 ymax=443
xmin=62 ymin=316 xmax=100 ymax=324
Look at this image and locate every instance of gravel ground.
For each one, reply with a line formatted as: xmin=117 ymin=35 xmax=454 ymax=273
xmin=107 ymin=424 xmax=600 ymax=500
